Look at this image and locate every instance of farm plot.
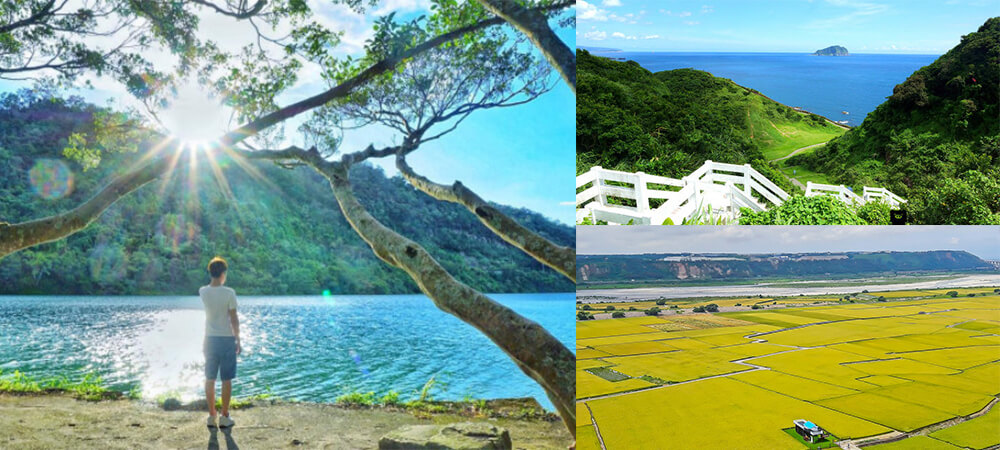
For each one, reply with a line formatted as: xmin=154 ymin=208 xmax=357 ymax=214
xmin=730 ymin=370 xmax=859 ymax=402
xmin=928 ymin=404 xmax=1000 ymax=449
xmin=577 ymin=316 xmax=666 ymax=339
xmin=866 ymin=435 xmax=960 ymax=450
xmin=577 ymin=369 xmax=655 ymax=399
xmin=586 ymin=377 xmax=889 ymax=450
xmin=603 ymin=348 xmax=750 ymax=383
xmin=863 ymin=381 xmax=993 ymax=417
xmin=817 ymin=392 xmax=955 ymax=432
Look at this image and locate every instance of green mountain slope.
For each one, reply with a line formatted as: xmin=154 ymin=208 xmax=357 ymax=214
xmin=0 ymin=91 xmax=573 ymax=295
xmin=576 ymin=49 xmax=845 ymax=193
xmin=792 ymin=17 xmax=1000 ymax=224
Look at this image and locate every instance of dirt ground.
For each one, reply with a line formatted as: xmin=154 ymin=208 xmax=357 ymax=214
xmin=0 ymin=393 xmax=571 ymax=449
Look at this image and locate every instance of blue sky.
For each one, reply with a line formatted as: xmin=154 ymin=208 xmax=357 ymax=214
xmin=578 ymin=227 xmax=1000 ymax=260
xmin=578 ymin=0 xmax=997 ymax=53
xmin=0 ymin=2 xmax=576 ymax=225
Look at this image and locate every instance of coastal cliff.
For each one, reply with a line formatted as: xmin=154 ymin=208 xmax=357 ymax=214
xmin=813 ymin=45 xmax=849 ymax=56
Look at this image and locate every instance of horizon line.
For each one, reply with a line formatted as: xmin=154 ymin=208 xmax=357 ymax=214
xmin=577 ymin=48 xmax=944 ymax=56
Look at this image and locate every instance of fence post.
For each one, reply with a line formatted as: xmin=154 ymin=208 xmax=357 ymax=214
xmin=592 ymin=166 xmax=606 ymax=206
xmin=635 ymin=171 xmax=649 ymax=213
xmin=705 ymin=160 xmax=714 ymax=181
xmin=743 ymin=163 xmax=753 ymax=198
xmin=805 ymin=181 xmax=813 ymax=196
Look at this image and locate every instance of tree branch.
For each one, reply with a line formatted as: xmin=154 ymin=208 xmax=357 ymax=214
xmin=0 ymin=146 xmax=175 ymax=258
xmin=217 ymin=1 xmax=574 ymax=147
xmin=474 ymin=0 xmax=575 ymax=92
xmin=188 ymin=0 xmax=267 ymax=19
xmin=397 ymin=154 xmax=575 ymax=281
xmin=319 ymin=163 xmax=576 ymax=436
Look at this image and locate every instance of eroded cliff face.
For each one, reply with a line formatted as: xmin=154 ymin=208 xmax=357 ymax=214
xmin=576 ymin=251 xmax=993 ymax=284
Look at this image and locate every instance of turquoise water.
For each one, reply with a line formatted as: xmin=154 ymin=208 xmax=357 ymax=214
xmin=594 ymin=52 xmax=939 ymax=126
xmin=0 ymin=293 xmax=573 ymax=409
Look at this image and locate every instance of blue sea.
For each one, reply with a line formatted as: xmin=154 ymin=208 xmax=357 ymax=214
xmin=593 ymin=52 xmax=940 ymax=126
xmin=0 ymin=293 xmax=573 ymax=410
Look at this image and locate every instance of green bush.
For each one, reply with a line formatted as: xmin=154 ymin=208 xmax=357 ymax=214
xmin=739 ymin=196 xmax=868 ymax=225
xmin=644 ymin=307 xmax=661 ymax=316
xmin=611 ymin=311 xmax=626 ymax=318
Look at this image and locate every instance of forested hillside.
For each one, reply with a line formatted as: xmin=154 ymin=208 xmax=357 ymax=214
xmin=578 ymin=251 xmax=993 ymax=285
xmin=577 ymin=49 xmax=845 ymax=195
xmin=0 ymin=91 xmax=573 ymax=295
xmin=792 ymin=17 xmax=1000 ymax=224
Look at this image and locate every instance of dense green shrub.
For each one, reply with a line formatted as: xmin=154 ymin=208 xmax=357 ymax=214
xmin=739 ymin=196 xmax=867 ymax=225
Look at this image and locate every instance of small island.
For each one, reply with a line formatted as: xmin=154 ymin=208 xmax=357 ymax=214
xmin=813 ymin=45 xmax=849 ymax=56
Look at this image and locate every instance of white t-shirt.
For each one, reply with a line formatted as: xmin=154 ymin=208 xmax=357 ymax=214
xmin=200 ymin=285 xmax=238 ymax=337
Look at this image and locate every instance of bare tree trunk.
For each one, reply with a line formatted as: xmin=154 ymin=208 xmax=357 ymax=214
xmin=474 ymin=0 xmax=575 ymax=92
xmin=397 ymin=155 xmax=574 ymax=281
xmin=316 ymin=161 xmax=576 ymax=435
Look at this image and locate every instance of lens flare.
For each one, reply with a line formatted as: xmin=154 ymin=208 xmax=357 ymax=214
xmin=28 ymin=159 xmax=73 ymax=200
xmin=349 ymin=349 xmax=371 ymax=377
xmin=89 ymin=243 xmax=128 ymax=282
xmin=158 ymin=214 xmax=197 ymax=254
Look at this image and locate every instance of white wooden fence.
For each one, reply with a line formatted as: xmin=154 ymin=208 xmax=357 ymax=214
xmin=577 ymin=161 xmax=905 ymax=224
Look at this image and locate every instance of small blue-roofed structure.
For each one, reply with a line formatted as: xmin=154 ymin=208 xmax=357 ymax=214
xmin=793 ymin=419 xmax=827 ymax=443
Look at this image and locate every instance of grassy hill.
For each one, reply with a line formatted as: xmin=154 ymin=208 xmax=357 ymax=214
xmin=0 ymin=90 xmax=573 ymax=295
xmin=791 ymin=17 xmax=1000 ymax=224
xmin=577 ymin=49 xmax=845 ymax=192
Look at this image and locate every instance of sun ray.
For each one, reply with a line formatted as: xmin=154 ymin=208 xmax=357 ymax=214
xmin=203 ymin=144 xmax=235 ymax=201
xmin=219 ymin=145 xmax=283 ymax=193
xmin=186 ymin=142 xmax=201 ymax=215
xmin=157 ymin=141 xmax=187 ymax=196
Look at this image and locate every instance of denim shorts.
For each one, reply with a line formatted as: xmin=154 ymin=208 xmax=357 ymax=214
xmin=204 ymin=336 xmax=237 ymax=381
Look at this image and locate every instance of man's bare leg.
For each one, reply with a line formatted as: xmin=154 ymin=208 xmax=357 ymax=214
xmin=206 ymin=379 xmax=217 ymax=417
xmin=221 ymin=380 xmax=232 ymax=417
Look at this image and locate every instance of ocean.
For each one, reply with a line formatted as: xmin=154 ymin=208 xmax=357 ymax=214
xmin=0 ymin=293 xmax=573 ymax=409
xmin=592 ymin=51 xmax=940 ymax=126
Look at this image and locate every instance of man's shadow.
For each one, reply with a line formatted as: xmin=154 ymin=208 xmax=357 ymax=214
xmin=207 ymin=427 xmax=240 ymax=450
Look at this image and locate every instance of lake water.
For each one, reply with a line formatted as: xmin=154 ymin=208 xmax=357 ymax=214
xmin=580 ymin=274 xmax=1000 ymax=301
xmin=592 ymin=51 xmax=939 ymax=126
xmin=0 ymin=293 xmax=573 ymax=410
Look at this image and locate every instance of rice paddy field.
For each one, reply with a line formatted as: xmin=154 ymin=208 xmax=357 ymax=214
xmin=576 ymin=294 xmax=1000 ymax=449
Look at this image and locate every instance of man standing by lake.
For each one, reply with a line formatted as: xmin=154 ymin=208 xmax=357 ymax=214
xmin=201 ymin=256 xmax=240 ymax=428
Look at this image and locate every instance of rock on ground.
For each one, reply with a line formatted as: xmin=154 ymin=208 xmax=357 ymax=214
xmin=379 ymin=422 xmax=512 ymax=449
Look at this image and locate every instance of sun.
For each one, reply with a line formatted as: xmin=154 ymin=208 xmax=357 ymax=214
xmin=161 ymin=82 xmax=229 ymax=148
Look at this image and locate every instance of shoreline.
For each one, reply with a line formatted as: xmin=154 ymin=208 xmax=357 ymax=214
xmin=0 ymin=391 xmax=571 ymax=449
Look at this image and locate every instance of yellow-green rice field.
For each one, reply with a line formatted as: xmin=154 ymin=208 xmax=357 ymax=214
xmin=577 ymin=294 xmax=1000 ymax=449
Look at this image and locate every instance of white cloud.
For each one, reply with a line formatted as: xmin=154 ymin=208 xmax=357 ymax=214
xmin=371 ymin=0 xmax=430 ymax=16
xmin=701 ymin=5 xmax=714 ymax=13
xmin=684 ymin=20 xmax=700 ymax=25
xmin=643 ymin=34 xmax=661 ymax=39
xmin=578 ymin=0 xmax=609 ymax=21
xmin=611 ymin=32 xmax=637 ymax=40
xmin=584 ymin=30 xmax=608 ymax=40
xmin=808 ymin=0 xmax=889 ymax=28
xmin=602 ymin=0 xmax=622 ymax=6
xmin=678 ymin=11 xmax=692 ymax=17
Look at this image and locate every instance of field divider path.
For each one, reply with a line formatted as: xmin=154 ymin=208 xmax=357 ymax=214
xmin=585 ymin=402 xmax=609 ymax=450
xmin=849 ymin=397 xmax=1000 ymax=449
